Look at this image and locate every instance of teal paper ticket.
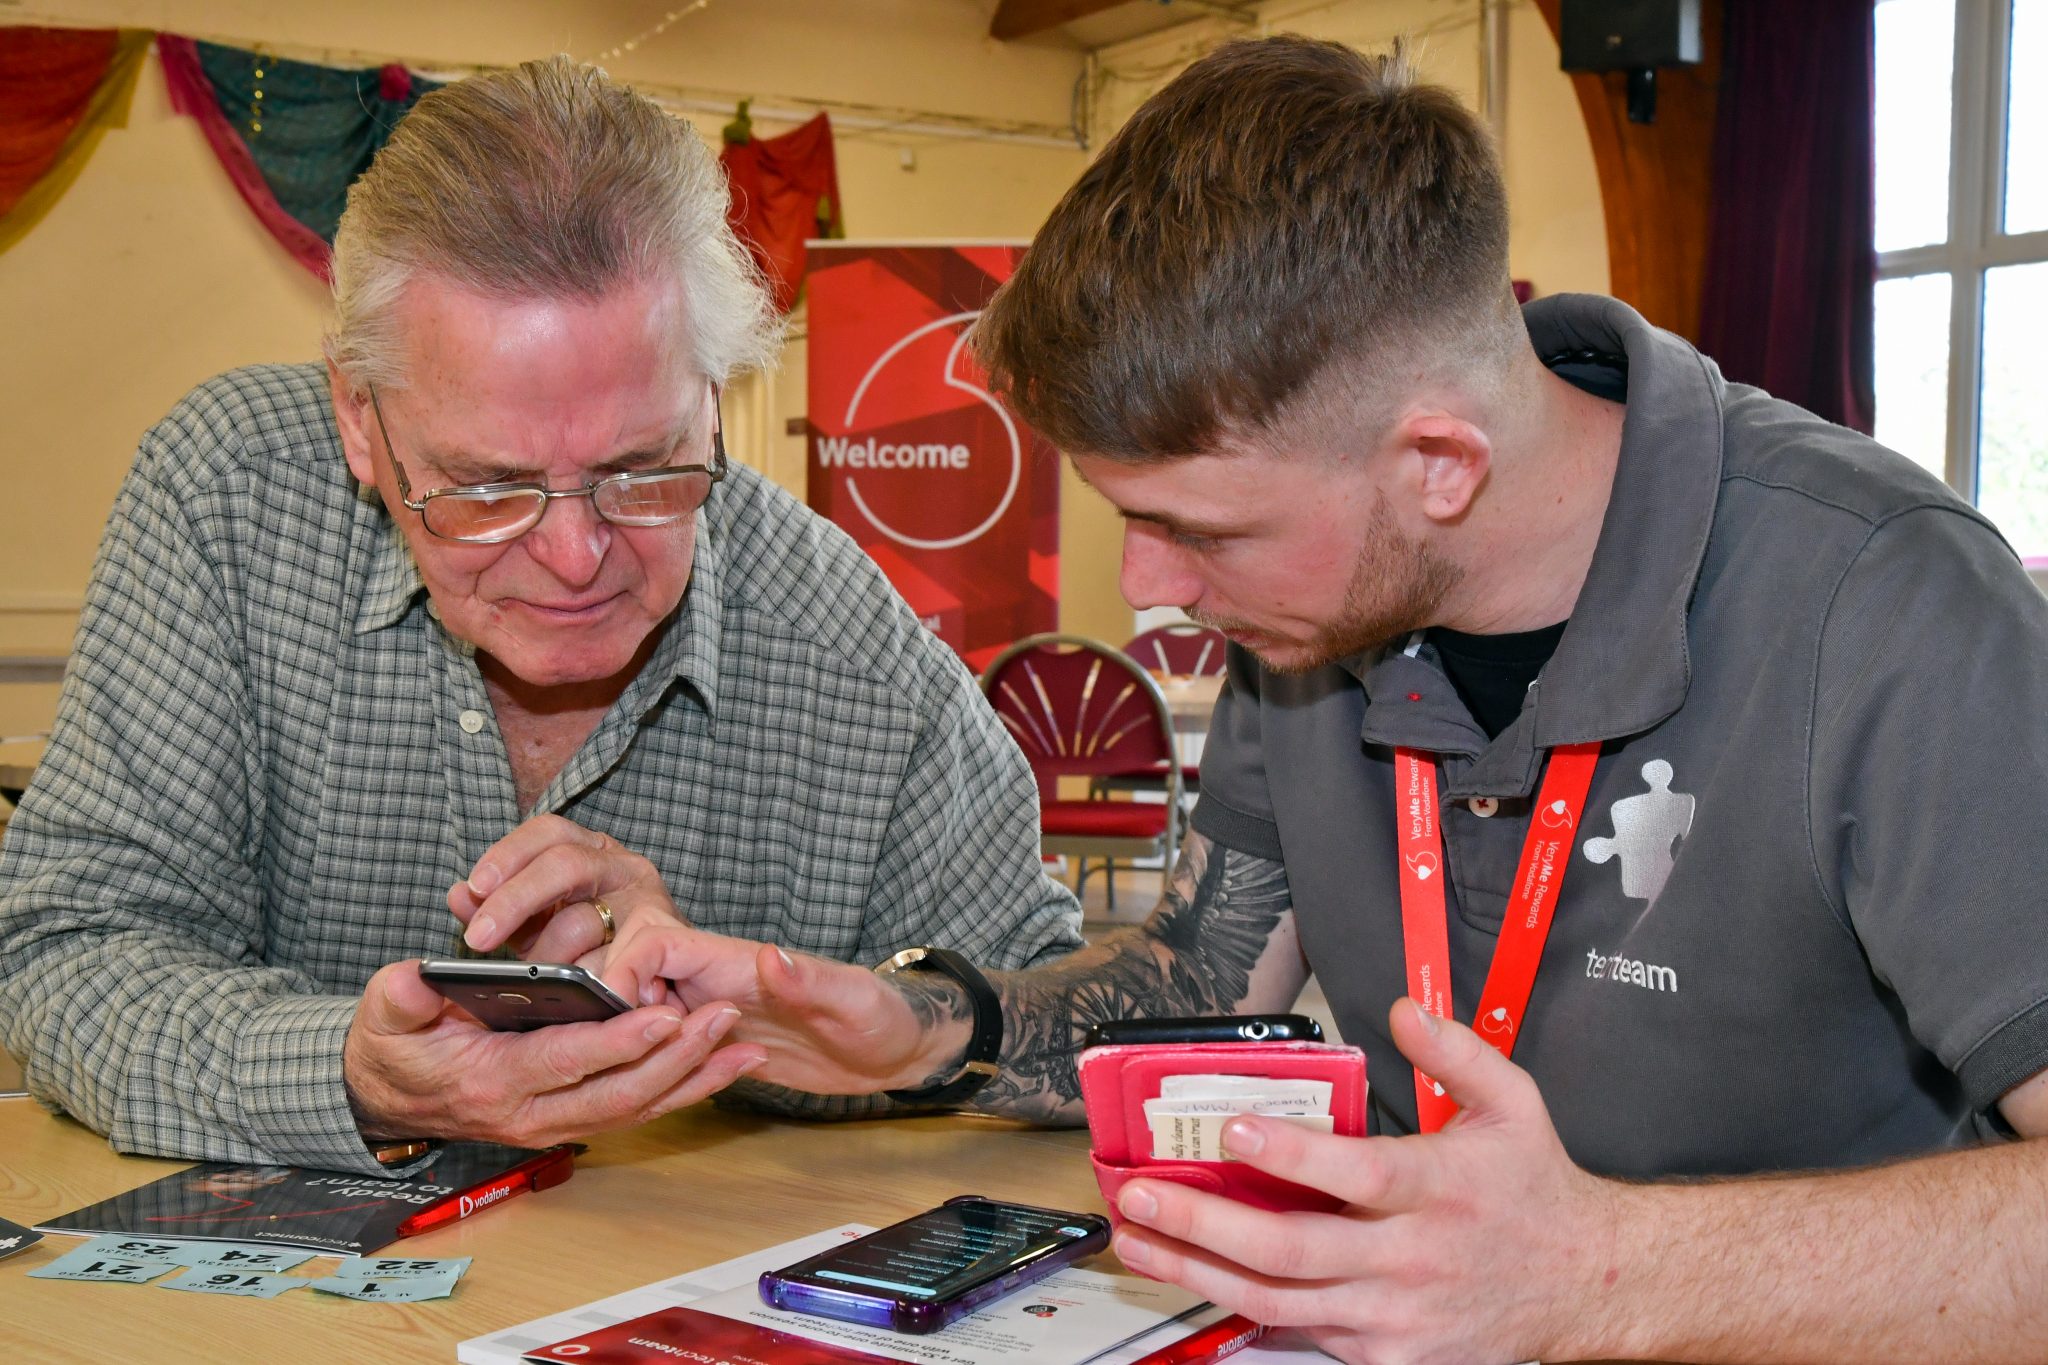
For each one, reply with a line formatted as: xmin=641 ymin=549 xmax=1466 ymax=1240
xmin=162 ymin=1242 xmax=317 ymax=1273
xmin=308 ymin=1272 xmax=460 ymax=1302
xmin=27 ymin=1242 xmax=181 ymax=1285
xmin=332 ymin=1254 xmax=472 ymax=1281
xmin=159 ymin=1266 xmax=307 ymax=1298
xmin=67 ymin=1234 xmax=188 ymax=1264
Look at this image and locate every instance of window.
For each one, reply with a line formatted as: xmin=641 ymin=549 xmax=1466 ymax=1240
xmin=1875 ymin=0 xmax=2048 ymax=553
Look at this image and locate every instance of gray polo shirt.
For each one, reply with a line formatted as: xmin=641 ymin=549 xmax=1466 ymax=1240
xmin=1194 ymin=294 xmax=2048 ymax=1178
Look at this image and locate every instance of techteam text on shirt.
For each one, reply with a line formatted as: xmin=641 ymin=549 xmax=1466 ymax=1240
xmin=1585 ymin=946 xmax=1679 ymax=993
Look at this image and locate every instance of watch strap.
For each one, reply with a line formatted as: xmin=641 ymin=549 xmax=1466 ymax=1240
xmin=876 ymin=946 xmax=1003 ymax=1107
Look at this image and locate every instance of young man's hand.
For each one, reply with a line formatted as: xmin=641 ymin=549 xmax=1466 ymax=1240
xmin=600 ymin=924 xmax=976 ymax=1099
xmin=1107 ymin=998 xmax=1628 ymax=1365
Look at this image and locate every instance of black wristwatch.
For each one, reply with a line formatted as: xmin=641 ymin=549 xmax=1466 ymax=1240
xmin=875 ymin=946 xmax=1003 ymax=1107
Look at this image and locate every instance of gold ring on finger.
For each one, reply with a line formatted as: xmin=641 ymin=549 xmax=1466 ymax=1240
xmin=593 ymin=897 xmax=617 ymax=946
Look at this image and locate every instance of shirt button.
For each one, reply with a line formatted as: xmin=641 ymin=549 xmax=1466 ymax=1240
xmin=459 ymin=709 xmax=486 ymax=734
xmin=1468 ymin=797 xmax=1499 ymax=818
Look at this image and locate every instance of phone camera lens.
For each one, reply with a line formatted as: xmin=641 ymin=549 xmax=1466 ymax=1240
xmin=1245 ymin=1020 xmax=1270 ymax=1040
xmin=527 ymin=964 xmax=540 ymax=979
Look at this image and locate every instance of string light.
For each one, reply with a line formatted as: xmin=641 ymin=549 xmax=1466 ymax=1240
xmin=250 ymin=47 xmax=266 ymax=135
xmin=596 ymin=1 xmax=714 ymax=63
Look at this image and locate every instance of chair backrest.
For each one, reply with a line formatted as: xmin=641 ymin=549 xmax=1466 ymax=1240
xmin=1124 ymin=623 xmax=1227 ymax=677
xmin=979 ymin=634 xmax=1178 ymax=779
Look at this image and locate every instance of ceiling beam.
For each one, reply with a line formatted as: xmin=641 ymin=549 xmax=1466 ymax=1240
xmin=989 ymin=0 xmax=1134 ymax=41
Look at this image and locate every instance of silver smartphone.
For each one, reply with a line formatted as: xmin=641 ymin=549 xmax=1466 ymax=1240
xmin=417 ymin=959 xmax=632 ymax=1031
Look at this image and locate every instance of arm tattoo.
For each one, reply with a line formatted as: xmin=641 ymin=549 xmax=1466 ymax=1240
xmin=975 ymin=833 xmax=1294 ymax=1123
xmin=892 ymin=972 xmax=978 ymax=1093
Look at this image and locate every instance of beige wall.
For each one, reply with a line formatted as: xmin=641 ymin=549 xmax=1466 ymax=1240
xmin=0 ymin=0 xmax=1604 ymax=685
xmin=1087 ymin=0 xmax=1608 ymax=296
xmin=0 ymin=0 xmax=1098 ymax=662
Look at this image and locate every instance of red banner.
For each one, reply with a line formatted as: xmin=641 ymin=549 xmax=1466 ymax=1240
xmin=804 ymin=243 xmax=1058 ymax=672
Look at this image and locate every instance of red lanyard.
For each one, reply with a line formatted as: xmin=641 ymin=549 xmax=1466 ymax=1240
xmin=1394 ymin=742 xmax=1600 ymax=1133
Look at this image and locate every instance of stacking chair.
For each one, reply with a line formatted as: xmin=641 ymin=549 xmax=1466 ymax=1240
xmin=1108 ymin=622 xmax=1228 ymax=816
xmin=980 ymin=634 xmax=1181 ymax=914
xmin=1124 ymin=622 xmax=1228 ymax=679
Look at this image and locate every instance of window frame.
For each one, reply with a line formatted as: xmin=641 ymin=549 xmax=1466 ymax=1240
xmin=1878 ymin=0 xmax=2048 ymax=498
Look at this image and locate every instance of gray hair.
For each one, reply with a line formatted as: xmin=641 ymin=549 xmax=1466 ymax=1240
xmin=324 ymin=55 xmax=780 ymax=394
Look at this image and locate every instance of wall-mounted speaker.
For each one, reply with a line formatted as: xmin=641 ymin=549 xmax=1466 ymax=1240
xmin=1559 ymin=0 xmax=1703 ymax=73
xmin=1558 ymin=0 xmax=1703 ymax=123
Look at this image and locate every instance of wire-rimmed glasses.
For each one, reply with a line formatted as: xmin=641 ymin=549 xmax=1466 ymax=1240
xmin=367 ymin=383 xmax=728 ymax=544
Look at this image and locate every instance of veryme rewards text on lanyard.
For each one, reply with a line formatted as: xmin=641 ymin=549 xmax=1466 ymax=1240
xmin=1394 ymin=742 xmax=1599 ymax=1133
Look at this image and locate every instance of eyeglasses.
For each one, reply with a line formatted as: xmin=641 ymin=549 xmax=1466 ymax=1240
xmin=367 ymin=383 xmax=728 ymax=544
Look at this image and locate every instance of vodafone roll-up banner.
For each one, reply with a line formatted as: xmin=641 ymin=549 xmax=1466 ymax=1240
xmin=804 ymin=242 xmax=1058 ymax=673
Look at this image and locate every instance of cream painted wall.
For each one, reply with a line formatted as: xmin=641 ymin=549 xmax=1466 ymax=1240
xmin=1088 ymin=0 xmax=1608 ymax=296
xmin=0 ymin=0 xmax=1099 ymax=661
xmin=0 ymin=0 xmax=1604 ymax=680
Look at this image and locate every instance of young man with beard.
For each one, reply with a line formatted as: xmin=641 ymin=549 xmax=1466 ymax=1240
xmin=602 ymin=36 xmax=2048 ymax=1363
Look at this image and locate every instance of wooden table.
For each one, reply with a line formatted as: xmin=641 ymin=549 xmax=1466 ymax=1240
xmin=0 ymin=1099 xmax=1119 ymax=1363
xmin=1155 ymin=674 xmax=1223 ymax=735
xmin=0 ymin=654 xmax=66 ymax=685
xmin=0 ymin=1084 xmax=1675 ymax=1363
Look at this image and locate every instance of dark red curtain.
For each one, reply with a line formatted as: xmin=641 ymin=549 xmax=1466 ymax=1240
xmin=721 ymin=112 xmax=843 ymax=314
xmin=0 ymin=26 xmax=121 ymax=217
xmin=1697 ymin=0 xmax=1876 ymax=433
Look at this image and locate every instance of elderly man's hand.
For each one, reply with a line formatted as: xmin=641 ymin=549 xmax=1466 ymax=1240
xmin=448 ymin=814 xmax=684 ymax=971
xmin=341 ymin=959 xmax=766 ymax=1148
xmin=1105 ymin=998 xmax=1628 ymax=1365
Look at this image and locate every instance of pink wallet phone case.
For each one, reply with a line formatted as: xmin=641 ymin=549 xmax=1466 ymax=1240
xmin=1078 ymin=1040 xmax=1369 ymax=1226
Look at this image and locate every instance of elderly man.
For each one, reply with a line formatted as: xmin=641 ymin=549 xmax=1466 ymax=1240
xmin=0 ymin=57 xmax=1079 ymax=1175
xmin=602 ymin=36 xmax=2048 ymax=1364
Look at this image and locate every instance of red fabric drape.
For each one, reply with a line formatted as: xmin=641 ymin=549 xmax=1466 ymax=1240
xmin=0 ymin=26 xmax=121 ymax=218
xmin=721 ymin=112 xmax=843 ymax=314
xmin=156 ymin=34 xmax=333 ymax=279
xmin=1697 ymin=0 xmax=1876 ymax=433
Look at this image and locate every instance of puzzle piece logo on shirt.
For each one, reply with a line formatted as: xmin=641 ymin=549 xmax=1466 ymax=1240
xmin=1583 ymin=758 xmax=1696 ymax=906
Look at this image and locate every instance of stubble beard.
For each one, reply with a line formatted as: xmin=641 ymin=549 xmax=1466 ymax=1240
xmin=1193 ymin=492 xmax=1463 ymax=677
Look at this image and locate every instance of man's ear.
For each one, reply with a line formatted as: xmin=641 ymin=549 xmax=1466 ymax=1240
xmin=1395 ymin=412 xmax=1492 ymax=525
xmin=327 ymin=360 xmax=379 ymax=487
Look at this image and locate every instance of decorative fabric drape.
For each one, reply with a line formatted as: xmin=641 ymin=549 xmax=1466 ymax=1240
xmin=1697 ymin=0 xmax=1876 ymax=433
xmin=0 ymin=26 xmax=150 ymax=255
xmin=158 ymin=35 xmax=439 ymax=280
xmin=721 ymin=110 xmax=844 ymax=314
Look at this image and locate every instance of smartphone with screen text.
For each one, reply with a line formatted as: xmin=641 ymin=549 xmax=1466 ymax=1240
xmin=418 ymin=959 xmax=631 ymax=1031
xmin=1081 ymin=1013 xmax=1324 ymax=1050
xmin=758 ymin=1196 xmax=1111 ymax=1334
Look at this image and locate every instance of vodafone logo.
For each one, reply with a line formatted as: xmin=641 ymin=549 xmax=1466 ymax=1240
xmin=830 ymin=310 xmax=1021 ymax=551
xmin=1478 ymin=1005 xmax=1515 ymax=1038
xmin=459 ymin=1185 xmax=516 ymax=1217
xmin=1537 ymin=797 xmax=1576 ymax=830
xmin=1404 ymin=851 xmax=1439 ymax=882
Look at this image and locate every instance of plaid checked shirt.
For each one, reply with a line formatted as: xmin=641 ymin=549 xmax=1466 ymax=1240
xmin=0 ymin=364 xmax=1081 ymax=1174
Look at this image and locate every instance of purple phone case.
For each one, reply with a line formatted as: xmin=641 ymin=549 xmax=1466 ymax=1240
xmin=757 ymin=1197 xmax=1111 ymax=1334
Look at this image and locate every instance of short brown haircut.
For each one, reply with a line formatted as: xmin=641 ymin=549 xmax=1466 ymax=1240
xmin=977 ymin=36 xmax=1514 ymax=459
